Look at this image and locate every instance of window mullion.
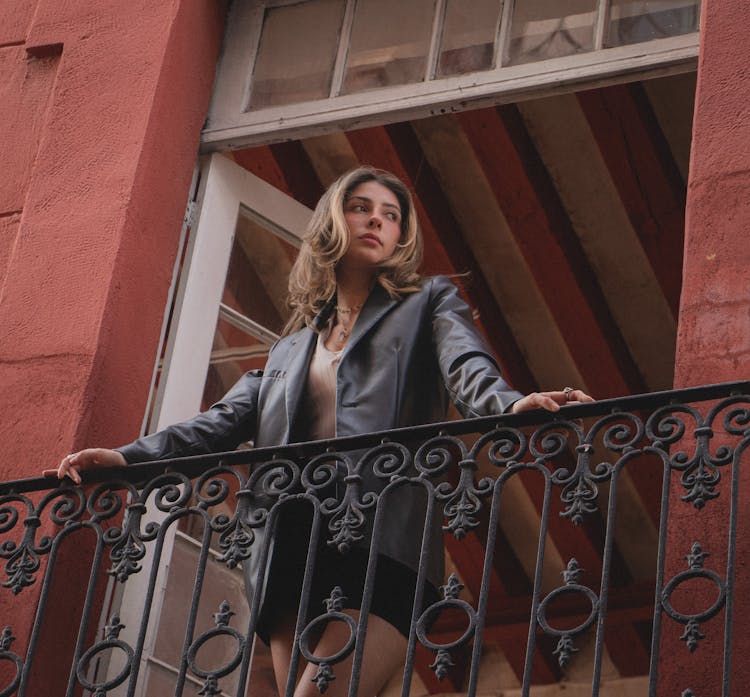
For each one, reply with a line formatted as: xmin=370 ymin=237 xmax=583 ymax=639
xmin=495 ymin=0 xmax=515 ymax=68
xmin=219 ymin=303 xmax=280 ymax=346
xmin=425 ymin=0 xmax=447 ymax=81
xmin=239 ymin=3 xmax=266 ymax=113
xmin=593 ymin=0 xmax=611 ymax=50
xmin=329 ymin=0 xmax=357 ymax=98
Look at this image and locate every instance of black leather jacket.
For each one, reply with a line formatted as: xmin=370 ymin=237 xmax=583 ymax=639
xmin=117 ymin=276 xmax=524 ymax=589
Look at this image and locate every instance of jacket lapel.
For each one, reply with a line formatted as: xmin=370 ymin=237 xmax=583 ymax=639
xmin=284 ymin=327 xmax=316 ymax=440
xmin=283 ymin=286 xmax=397 ymax=437
xmin=342 ymin=284 xmax=398 ymax=359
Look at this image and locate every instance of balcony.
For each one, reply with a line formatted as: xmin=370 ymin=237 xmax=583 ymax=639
xmin=0 ymin=381 xmax=748 ymax=697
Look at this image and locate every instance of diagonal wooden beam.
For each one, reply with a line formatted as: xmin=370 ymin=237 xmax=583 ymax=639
xmin=231 ymin=146 xmax=290 ymax=193
xmin=456 ymin=105 xmax=647 ymax=399
xmin=604 ymin=620 xmax=651 ymax=677
xmin=346 ymin=124 xmax=536 ymax=393
xmin=436 ymin=579 xmax=655 ymax=635
xmin=268 ymin=140 xmax=326 ymax=209
xmin=232 ymin=143 xmax=325 ymax=212
xmin=577 ymin=82 xmax=685 ymax=317
xmin=345 ymin=125 xmax=576 ymax=685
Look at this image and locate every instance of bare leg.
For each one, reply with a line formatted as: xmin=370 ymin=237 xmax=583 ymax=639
xmin=294 ymin=610 xmax=406 ymax=697
xmin=269 ymin=610 xmax=406 ymax=697
xmin=269 ymin=611 xmax=300 ymax=697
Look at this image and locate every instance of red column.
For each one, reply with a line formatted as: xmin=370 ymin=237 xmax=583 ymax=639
xmin=0 ymin=0 xmax=225 ymax=692
xmin=668 ymin=1 xmax=750 ymax=694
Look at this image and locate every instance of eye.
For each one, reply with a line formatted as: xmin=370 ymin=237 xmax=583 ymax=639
xmin=386 ymin=211 xmax=400 ymax=222
xmin=349 ymin=203 xmax=367 ymax=213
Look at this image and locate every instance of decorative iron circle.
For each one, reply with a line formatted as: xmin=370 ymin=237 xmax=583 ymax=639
xmin=537 ymin=585 xmax=599 ymax=637
xmin=186 ymin=626 xmax=245 ymax=679
xmin=415 ymin=598 xmax=476 ymax=651
xmin=298 ymin=611 xmax=358 ymax=665
xmin=661 ymin=568 xmax=725 ymax=623
xmin=76 ymin=639 xmax=134 ymax=692
xmin=0 ymin=653 xmax=22 ymax=697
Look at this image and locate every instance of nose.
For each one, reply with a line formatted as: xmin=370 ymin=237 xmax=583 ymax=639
xmin=367 ymin=214 xmax=382 ymax=229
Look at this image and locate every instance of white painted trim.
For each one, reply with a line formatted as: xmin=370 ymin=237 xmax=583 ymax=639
xmin=493 ymin=0 xmax=511 ymax=69
xmin=109 ymin=154 xmax=312 ymax=695
xmin=210 ymin=345 xmax=271 ymax=364
xmin=219 ymin=303 xmax=281 ymax=345
xmin=593 ymin=0 xmax=610 ymax=50
xmin=330 ymin=0 xmax=356 ymax=97
xmin=202 ymin=32 xmax=698 ymax=150
xmin=208 ymin=3 xmax=264 ymax=124
xmin=141 ymin=162 xmax=202 ymax=436
xmin=426 ymin=0 xmax=447 ymax=81
xmin=154 ymin=155 xmax=310 ymax=427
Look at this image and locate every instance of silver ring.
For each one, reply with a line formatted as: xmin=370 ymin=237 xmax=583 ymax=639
xmin=563 ymin=387 xmax=574 ymax=401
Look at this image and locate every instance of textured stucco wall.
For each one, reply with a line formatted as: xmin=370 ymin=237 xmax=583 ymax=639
xmin=676 ymin=2 xmax=750 ymax=386
xmin=666 ymin=1 xmax=750 ymax=694
xmin=0 ymin=0 xmax=224 ymax=691
xmin=0 ymin=0 xmax=224 ymax=471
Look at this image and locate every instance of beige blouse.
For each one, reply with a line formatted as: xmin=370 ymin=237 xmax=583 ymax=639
xmin=302 ymin=326 xmax=341 ymax=441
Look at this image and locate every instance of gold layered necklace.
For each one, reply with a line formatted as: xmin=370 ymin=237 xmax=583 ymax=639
xmin=334 ymin=303 xmax=362 ymax=344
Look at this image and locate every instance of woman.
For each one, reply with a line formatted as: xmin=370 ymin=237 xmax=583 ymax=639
xmin=46 ymin=166 xmax=592 ymax=697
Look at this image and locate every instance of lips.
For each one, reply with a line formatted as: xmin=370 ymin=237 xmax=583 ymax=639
xmin=359 ymin=233 xmax=381 ymax=245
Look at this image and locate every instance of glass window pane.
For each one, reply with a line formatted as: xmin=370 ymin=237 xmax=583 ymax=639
xmin=250 ymin=0 xmax=346 ymax=109
xmin=151 ymin=535 xmax=251 ymax=696
xmin=438 ymin=0 xmax=501 ymax=77
xmin=343 ymin=0 xmax=437 ymax=94
xmin=508 ymin=0 xmax=597 ymax=66
xmin=202 ymin=210 xmax=298 ymax=408
xmin=606 ymin=0 xmax=700 ymax=47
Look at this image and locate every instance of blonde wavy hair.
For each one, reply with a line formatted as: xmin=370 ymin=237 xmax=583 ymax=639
xmin=283 ymin=166 xmax=423 ymax=335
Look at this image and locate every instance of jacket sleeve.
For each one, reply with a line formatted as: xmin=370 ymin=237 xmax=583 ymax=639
xmin=430 ymin=276 xmax=525 ymax=417
xmin=115 ymin=370 xmax=263 ymax=464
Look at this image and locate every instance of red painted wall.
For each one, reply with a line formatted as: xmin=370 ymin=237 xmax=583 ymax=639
xmin=668 ymin=1 xmax=750 ymax=694
xmin=0 ymin=0 xmax=225 ymax=692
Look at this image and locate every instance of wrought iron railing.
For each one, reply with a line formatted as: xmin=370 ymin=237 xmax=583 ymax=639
xmin=1 ymin=381 xmax=748 ymax=697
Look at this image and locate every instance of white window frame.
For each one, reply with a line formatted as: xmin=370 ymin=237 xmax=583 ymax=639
xmin=202 ymin=0 xmax=699 ymax=150
xmin=109 ymin=154 xmax=311 ymax=697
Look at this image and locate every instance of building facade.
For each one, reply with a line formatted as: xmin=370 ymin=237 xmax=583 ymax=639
xmin=1 ymin=1 xmax=749 ymax=695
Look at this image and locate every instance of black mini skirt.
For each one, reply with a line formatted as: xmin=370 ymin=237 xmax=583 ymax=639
xmin=254 ymin=502 xmax=440 ymax=645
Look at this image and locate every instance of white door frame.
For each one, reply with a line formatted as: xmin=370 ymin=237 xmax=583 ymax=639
xmin=111 ymin=154 xmax=311 ymax=696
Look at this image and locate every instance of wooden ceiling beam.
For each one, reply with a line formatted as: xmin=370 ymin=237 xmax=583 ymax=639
xmin=231 ymin=143 xmax=325 ymax=212
xmin=604 ymin=620 xmax=651 ymax=678
xmin=300 ymin=132 xmax=361 ymax=186
xmin=346 ymin=123 xmax=537 ymax=393
xmin=457 ymin=105 xmax=647 ymax=399
xmin=432 ymin=579 xmax=654 ymax=635
xmin=345 ymin=125 xmax=563 ymax=684
xmin=268 ymin=140 xmax=325 ymax=209
xmin=516 ymin=93 xmax=677 ymax=393
xmin=414 ymin=643 xmax=470 ymax=693
xmin=231 ymin=146 xmax=290 ymax=193
xmin=577 ymin=82 xmax=685 ymax=317
xmin=494 ymin=464 xmax=634 ymax=589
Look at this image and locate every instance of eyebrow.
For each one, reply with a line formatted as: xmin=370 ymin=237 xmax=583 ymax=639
xmin=348 ymin=195 xmax=401 ymax=213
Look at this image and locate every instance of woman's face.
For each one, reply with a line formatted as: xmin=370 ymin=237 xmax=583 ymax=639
xmin=339 ymin=180 xmax=403 ymax=274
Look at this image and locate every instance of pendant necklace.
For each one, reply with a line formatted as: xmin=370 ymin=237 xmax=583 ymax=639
xmin=335 ymin=303 xmax=362 ymax=344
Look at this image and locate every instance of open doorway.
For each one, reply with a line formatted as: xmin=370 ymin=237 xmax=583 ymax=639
xmin=130 ymin=69 xmax=694 ymax=696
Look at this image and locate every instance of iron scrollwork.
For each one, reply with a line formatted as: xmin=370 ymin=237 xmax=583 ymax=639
xmin=537 ymin=559 xmax=599 ymax=668
xmin=0 ymin=627 xmax=22 ymax=697
xmin=186 ymin=601 xmax=246 ymax=697
xmin=0 ymin=384 xmax=746 ymax=696
xmin=416 ymin=573 xmax=476 ymax=682
xmin=661 ymin=542 xmax=726 ymax=654
xmin=298 ymin=587 xmax=358 ymax=694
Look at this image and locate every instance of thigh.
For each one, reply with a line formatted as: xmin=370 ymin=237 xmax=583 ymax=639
xmin=294 ymin=610 xmax=407 ymax=697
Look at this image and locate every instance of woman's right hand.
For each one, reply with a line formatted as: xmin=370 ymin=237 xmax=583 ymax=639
xmin=42 ymin=448 xmax=127 ymax=484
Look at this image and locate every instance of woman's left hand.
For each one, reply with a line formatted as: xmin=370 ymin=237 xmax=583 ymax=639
xmin=510 ymin=389 xmax=594 ymax=414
